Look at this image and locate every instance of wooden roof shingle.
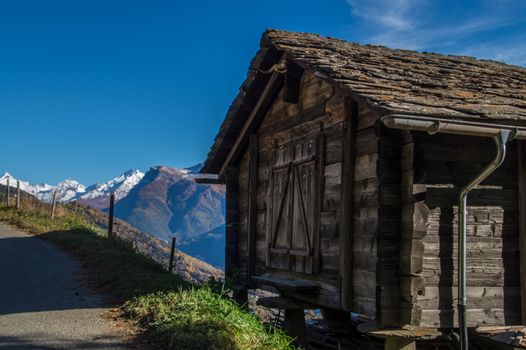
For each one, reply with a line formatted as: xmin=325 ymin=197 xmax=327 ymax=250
xmin=202 ymin=29 xmax=526 ymax=174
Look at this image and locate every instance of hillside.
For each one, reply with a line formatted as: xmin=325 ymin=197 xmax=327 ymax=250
xmin=0 ymin=184 xmax=221 ymax=283
xmin=71 ymin=202 xmax=223 ymax=282
xmin=113 ymin=166 xmax=226 ymax=266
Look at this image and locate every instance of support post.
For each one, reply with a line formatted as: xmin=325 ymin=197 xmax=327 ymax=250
xmin=16 ymin=181 xmax=20 ymax=209
xmin=51 ymin=191 xmax=57 ymax=219
xmin=384 ymin=338 xmax=416 ymax=350
xmin=168 ymin=236 xmax=176 ymax=272
xmin=232 ymin=285 xmax=248 ymax=309
xmin=340 ymin=99 xmax=357 ymax=310
xmin=108 ymin=191 xmax=115 ymax=238
xmin=6 ymin=179 xmax=10 ymax=207
xmin=283 ymin=309 xmax=308 ymax=348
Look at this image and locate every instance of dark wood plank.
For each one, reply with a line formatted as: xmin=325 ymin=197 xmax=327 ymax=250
xmin=247 ymin=134 xmax=258 ymax=285
xmin=313 ymin=132 xmax=325 ymax=273
xmin=256 ymin=296 xmax=318 ymax=310
xmin=225 ymin=167 xmax=240 ymax=281
xmin=252 ymin=274 xmax=320 ymax=292
xmin=340 ymin=99 xmax=357 ymax=310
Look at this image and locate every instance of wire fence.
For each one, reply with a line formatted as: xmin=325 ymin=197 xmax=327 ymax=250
xmin=0 ymin=181 xmax=178 ymax=272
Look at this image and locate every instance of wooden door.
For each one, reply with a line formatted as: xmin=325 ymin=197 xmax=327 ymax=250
xmin=267 ymin=136 xmax=321 ymax=274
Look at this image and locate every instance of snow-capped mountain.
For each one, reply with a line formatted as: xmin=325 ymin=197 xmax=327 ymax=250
xmin=0 ymin=169 xmax=143 ymax=206
xmin=76 ymin=169 xmax=145 ymax=209
xmin=0 ymin=172 xmax=81 ymax=203
xmin=0 ymin=172 xmax=37 ymax=194
xmin=80 ymin=169 xmax=144 ymax=201
xmin=37 ymin=179 xmax=87 ymax=203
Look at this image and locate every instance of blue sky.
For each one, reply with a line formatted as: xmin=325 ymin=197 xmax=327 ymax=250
xmin=1 ymin=0 xmax=525 ymax=185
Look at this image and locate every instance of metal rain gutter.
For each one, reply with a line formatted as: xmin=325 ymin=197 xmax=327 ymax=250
xmin=382 ymin=114 xmax=526 ymax=139
xmin=381 ymin=114 xmax=518 ymax=350
xmin=457 ymin=130 xmax=509 ymax=350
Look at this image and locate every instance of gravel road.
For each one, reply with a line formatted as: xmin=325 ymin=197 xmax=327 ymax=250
xmin=0 ymin=223 xmax=135 ymax=349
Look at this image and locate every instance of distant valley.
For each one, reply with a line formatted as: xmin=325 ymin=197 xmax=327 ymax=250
xmin=0 ymin=165 xmax=226 ymax=268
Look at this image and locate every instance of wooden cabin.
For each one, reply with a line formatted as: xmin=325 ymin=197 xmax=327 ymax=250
xmin=201 ymin=30 xmax=526 ymax=347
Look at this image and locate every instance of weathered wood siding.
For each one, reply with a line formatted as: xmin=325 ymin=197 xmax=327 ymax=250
xmin=235 ymin=70 xmax=348 ymax=309
xmin=352 ymin=105 xmax=382 ymax=318
xmin=410 ymin=133 xmax=522 ymax=328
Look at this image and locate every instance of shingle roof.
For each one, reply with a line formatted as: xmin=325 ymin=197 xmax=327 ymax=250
xmin=202 ymin=29 xmax=526 ymax=174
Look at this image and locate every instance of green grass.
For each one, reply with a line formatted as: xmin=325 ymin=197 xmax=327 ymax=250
xmin=125 ymin=288 xmax=293 ymax=350
xmin=0 ymin=206 xmax=294 ymax=350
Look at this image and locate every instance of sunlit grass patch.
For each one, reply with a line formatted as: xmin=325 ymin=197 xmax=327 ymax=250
xmin=125 ymin=288 xmax=294 ymax=350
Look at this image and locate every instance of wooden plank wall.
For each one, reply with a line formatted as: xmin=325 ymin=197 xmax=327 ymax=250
xmin=398 ymin=133 xmax=427 ymax=327
xmin=411 ymin=133 xmax=522 ymax=328
xmin=235 ymin=70 xmax=347 ymax=309
xmin=374 ymin=125 xmax=405 ymax=327
xmin=352 ymin=105 xmax=381 ymax=318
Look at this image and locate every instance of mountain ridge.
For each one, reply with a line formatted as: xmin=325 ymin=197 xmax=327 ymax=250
xmin=0 ymin=165 xmax=226 ymax=268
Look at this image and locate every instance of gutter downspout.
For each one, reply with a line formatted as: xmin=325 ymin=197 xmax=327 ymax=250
xmin=457 ymin=129 xmax=509 ymax=350
xmin=380 ymin=115 xmax=516 ymax=350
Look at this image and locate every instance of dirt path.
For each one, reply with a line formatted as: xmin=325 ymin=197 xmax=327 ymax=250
xmin=0 ymin=223 xmax=136 ymax=349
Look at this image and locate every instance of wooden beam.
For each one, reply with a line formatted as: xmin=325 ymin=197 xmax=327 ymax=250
xmin=218 ymin=69 xmax=284 ymax=177
xmin=340 ymin=99 xmax=357 ymax=310
xmin=194 ymin=175 xmax=222 ymax=184
xmin=256 ymin=296 xmax=318 ymax=310
xmin=283 ymin=61 xmax=303 ymax=103
xmin=252 ymin=275 xmax=320 ymax=292
xmin=312 ymin=132 xmax=325 ymax=273
xmin=384 ymin=339 xmax=416 ymax=350
xmin=518 ymin=141 xmax=526 ymax=324
xmin=225 ymin=167 xmax=240 ymax=280
xmin=283 ymin=309 xmax=308 ymax=348
xmin=246 ymin=134 xmax=258 ymax=285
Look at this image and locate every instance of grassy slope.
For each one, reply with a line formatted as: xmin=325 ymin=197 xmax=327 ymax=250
xmin=0 ymin=206 xmax=294 ymax=350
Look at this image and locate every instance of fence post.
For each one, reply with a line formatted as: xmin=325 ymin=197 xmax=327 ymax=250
xmin=16 ymin=181 xmax=20 ymax=210
xmin=168 ymin=236 xmax=177 ymax=272
xmin=51 ymin=191 xmax=57 ymax=219
xmin=6 ymin=179 xmax=10 ymax=207
xmin=108 ymin=191 xmax=115 ymax=238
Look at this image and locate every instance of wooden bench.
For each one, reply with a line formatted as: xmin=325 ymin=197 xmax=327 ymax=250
xmin=257 ymin=296 xmax=318 ymax=348
xmin=251 ymin=275 xmax=320 ymax=347
xmin=251 ymin=275 xmax=320 ymax=293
